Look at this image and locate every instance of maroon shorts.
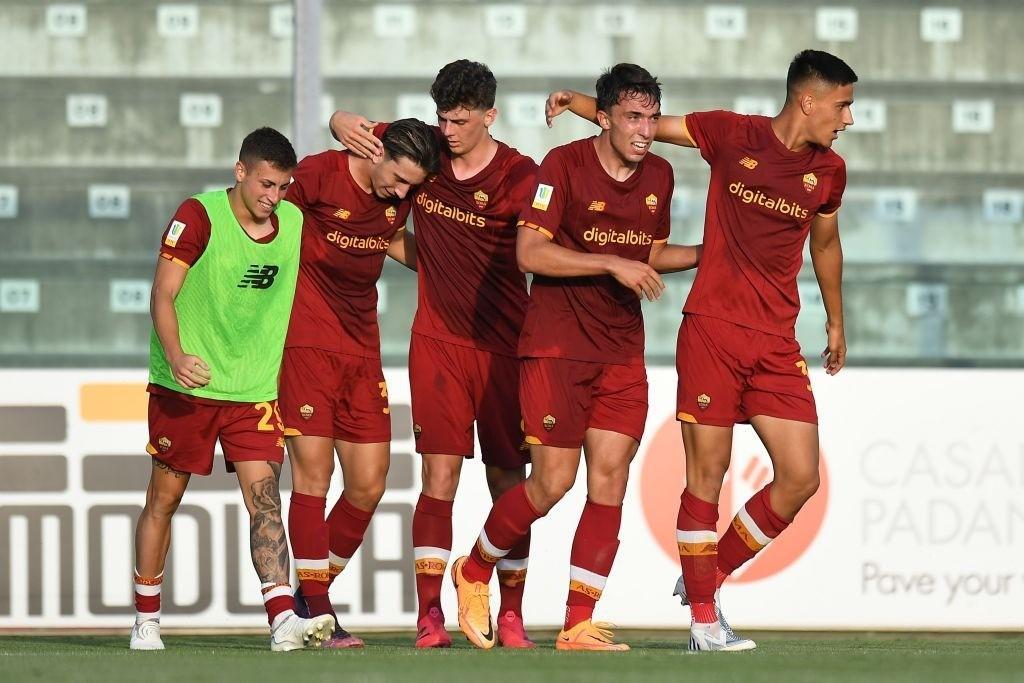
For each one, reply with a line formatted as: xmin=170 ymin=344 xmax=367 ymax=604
xmin=676 ymin=314 xmax=817 ymax=427
xmin=146 ymin=393 xmax=284 ymax=476
xmin=278 ymin=347 xmax=391 ymax=443
xmin=520 ymin=357 xmax=648 ymax=449
xmin=408 ymin=333 xmax=528 ymax=469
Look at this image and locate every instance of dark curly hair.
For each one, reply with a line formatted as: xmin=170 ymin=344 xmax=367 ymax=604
xmin=239 ymin=127 xmax=297 ymax=171
xmin=429 ymin=59 xmax=497 ymax=112
xmin=595 ymin=63 xmax=661 ymax=114
xmin=382 ymin=118 xmax=441 ymax=175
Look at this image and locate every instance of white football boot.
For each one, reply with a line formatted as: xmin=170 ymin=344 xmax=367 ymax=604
xmin=688 ymin=619 xmax=756 ymax=652
xmin=673 ymin=575 xmax=757 ymax=651
xmin=270 ymin=612 xmax=336 ymax=652
xmin=129 ymin=619 xmax=165 ymax=650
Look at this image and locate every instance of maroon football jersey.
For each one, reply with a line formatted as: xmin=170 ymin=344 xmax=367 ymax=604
xmin=683 ymin=111 xmax=846 ymax=338
xmin=284 ymin=149 xmax=412 ymax=358
xmin=401 ymin=128 xmax=538 ymax=356
xmin=516 ymin=137 xmax=673 ymax=364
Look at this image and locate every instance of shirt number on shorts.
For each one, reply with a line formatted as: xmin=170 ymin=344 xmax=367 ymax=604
xmin=255 ymin=401 xmax=284 ymax=432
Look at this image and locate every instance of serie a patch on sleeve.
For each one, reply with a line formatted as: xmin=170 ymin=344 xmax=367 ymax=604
xmin=532 ymin=184 xmax=554 ymax=211
xmin=164 ymin=220 xmax=187 ymax=247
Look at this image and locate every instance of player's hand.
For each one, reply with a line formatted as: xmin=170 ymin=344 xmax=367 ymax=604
xmin=607 ymin=256 xmax=666 ymax=302
xmin=545 ymin=90 xmax=574 ymax=128
xmin=330 ymin=111 xmax=383 ymax=161
xmin=171 ymin=354 xmax=211 ymax=389
xmin=821 ymin=322 xmax=846 ymax=375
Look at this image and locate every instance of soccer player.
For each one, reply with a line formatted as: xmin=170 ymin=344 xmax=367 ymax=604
xmin=279 ymin=119 xmax=440 ymax=647
xmin=449 ymin=63 xmax=701 ymax=651
xmin=131 ymin=128 xmax=335 ymax=651
xmin=329 ymin=60 xmax=540 ymax=649
xmin=546 ymin=49 xmax=855 ymax=651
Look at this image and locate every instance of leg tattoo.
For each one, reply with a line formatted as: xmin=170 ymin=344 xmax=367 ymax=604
xmin=248 ymin=464 xmax=290 ymax=585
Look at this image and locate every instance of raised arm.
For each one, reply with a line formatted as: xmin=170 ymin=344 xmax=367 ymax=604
xmin=808 ymin=211 xmax=845 ymax=375
xmin=151 ymin=258 xmax=211 ymax=388
xmin=516 ymin=227 xmax=665 ymax=301
xmin=545 ymin=90 xmax=697 ymax=147
xmin=328 ymin=110 xmax=385 ymax=160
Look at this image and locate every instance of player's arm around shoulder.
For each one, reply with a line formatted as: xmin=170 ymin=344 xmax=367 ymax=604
xmin=328 ymin=109 xmax=384 ymax=161
xmin=387 ymin=226 xmax=417 ymax=271
xmin=545 ymin=89 xmax=696 ymax=148
xmin=809 ymin=210 xmax=846 ymax=375
xmin=150 ymin=256 xmax=210 ymax=389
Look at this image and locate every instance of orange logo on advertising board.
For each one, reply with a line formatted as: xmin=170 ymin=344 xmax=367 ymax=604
xmin=384 ymin=206 xmax=397 ymax=224
xmin=803 ymin=173 xmax=818 ymax=193
xmin=474 ymin=190 xmax=488 ymax=210
xmin=333 ymin=208 xmax=351 ymax=220
xmin=640 ymin=417 xmax=828 ymax=583
xmin=739 ymin=157 xmax=758 ymax=170
xmin=645 ymin=194 xmax=658 ymax=214
xmin=588 ymin=201 xmax=606 ymax=212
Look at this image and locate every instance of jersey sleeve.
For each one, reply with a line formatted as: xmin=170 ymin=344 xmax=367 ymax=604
xmin=516 ymin=148 xmax=569 ymax=241
xmin=818 ymin=158 xmax=847 ymax=217
xmin=158 ymin=198 xmax=210 ymax=268
xmin=507 ymin=156 xmax=540 ymax=222
xmin=654 ymin=166 xmax=675 ymax=243
xmin=287 ymin=152 xmax=330 ymax=210
xmin=684 ymin=110 xmax=739 ymax=164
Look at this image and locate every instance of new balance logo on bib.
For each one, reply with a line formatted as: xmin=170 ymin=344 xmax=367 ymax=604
xmin=237 ymin=265 xmax=280 ymax=289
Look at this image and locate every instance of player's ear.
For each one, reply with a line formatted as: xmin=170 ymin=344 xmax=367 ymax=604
xmin=596 ymin=110 xmax=612 ymax=130
xmin=233 ymin=160 xmax=246 ymax=183
xmin=800 ymin=92 xmax=815 ymax=116
xmin=483 ymin=107 xmax=498 ymax=128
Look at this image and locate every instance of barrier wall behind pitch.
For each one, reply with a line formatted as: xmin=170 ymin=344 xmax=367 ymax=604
xmin=0 ymin=368 xmax=1021 ymax=631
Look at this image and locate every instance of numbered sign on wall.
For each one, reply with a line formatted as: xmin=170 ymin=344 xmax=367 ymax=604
xmin=952 ymin=100 xmax=994 ymax=134
xmin=920 ymin=7 xmax=962 ymax=43
xmin=374 ymin=5 xmax=416 ymax=38
xmin=705 ymin=5 xmax=747 ymax=39
xmin=66 ymin=95 xmax=108 ymax=128
xmin=506 ymin=95 xmax=547 ymax=128
xmin=88 ymin=185 xmax=131 ymax=219
xmin=109 ymin=280 xmax=152 ymax=314
xmin=849 ymin=99 xmax=886 ymax=133
xmin=983 ymin=190 xmax=1024 ymax=224
xmin=595 ymin=7 xmax=636 ymax=36
xmin=905 ymin=283 xmax=949 ymax=318
xmin=157 ymin=4 xmax=199 ymax=38
xmin=485 ymin=5 xmax=527 ymax=38
xmin=180 ymin=94 xmax=223 ymax=128
xmin=269 ymin=4 xmax=294 ymax=38
xmin=396 ymin=95 xmax=435 ymax=122
xmin=874 ymin=189 xmax=918 ymax=223
xmin=0 ymin=280 xmax=40 ymax=313
xmin=0 ymin=186 xmax=19 ymax=219
xmin=815 ymin=7 xmax=858 ymax=42
xmin=46 ymin=4 xmax=87 ymax=37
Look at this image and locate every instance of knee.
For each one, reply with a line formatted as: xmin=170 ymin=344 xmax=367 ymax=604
xmin=291 ymin=462 xmax=333 ymax=497
xmin=529 ymin=472 xmax=574 ymax=513
xmin=776 ymin=468 xmax=820 ymax=507
xmin=422 ymin=461 xmax=460 ymax=500
xmin=145 ymin=489 xmax=184 ymax=518
xmin=344 ymin=480 xmax=386 ymax=512
xmin=589 ymin=469 xmax=629 ymax=506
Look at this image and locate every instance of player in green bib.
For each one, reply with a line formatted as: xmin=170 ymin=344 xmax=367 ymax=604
xmin=130 ymin=128 xmax=335 ymax=652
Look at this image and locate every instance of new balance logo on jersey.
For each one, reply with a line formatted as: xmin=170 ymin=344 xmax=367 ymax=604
xmin=588 ymin=201 xmax=606 ymax=212
xmin=739 ymin=157 xmax=758 ymax=170
xmin=237 ymin=265 xmax=280 ymax=289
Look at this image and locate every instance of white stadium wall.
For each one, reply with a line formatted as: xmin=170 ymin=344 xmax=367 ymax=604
xmin=0 ymin=368 xmax=1021 ymax=631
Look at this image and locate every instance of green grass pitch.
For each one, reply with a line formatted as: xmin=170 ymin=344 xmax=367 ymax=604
xmin=1 ymin=632 xmax=1022 ymax=683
